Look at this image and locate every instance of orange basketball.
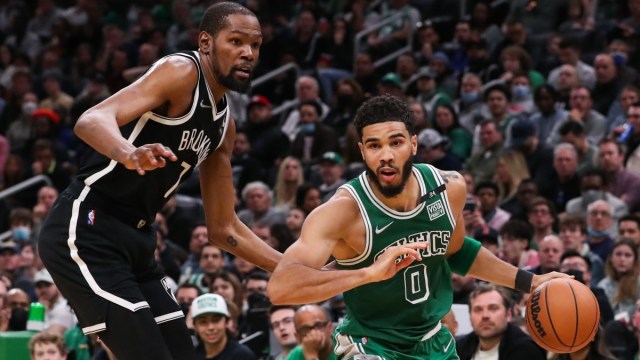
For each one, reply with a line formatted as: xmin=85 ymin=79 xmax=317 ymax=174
xmin=525 ymin=278 xmax=600 ymax=353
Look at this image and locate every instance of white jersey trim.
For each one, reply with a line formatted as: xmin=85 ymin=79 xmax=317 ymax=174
xmin=335 ymin=184 xmax=372 ymax=266
xmin=82 ymin=323 xmax=106 ymax=335
xmin=67 ymin=186 xmax=150 ymax=314
xmin=155 ymin=310 xmax=185 ymax=324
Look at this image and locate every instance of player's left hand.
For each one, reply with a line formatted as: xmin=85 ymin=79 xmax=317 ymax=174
xmin=531 ymin=271 xmax=573 ymax=292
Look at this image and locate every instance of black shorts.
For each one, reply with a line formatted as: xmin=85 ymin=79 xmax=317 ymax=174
xmin=38 ymin=187 xmax=184 ymax=335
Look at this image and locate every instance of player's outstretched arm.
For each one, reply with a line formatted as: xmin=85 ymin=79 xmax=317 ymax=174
xmin=268 ymin=194 xmax=426 ymax=305
xmin=74 ymin=57 xmax=192 ymax=174
xmin=441 ymin=169 xmax=571 ymax=292
xmin=200 ymin=119 xmax=282 ymax=273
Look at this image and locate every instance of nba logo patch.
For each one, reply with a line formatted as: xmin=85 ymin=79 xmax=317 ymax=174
xmin=361 ymin=337 xmax=368 ymax=345
xmin=427 ymin=200 xmax=445 ymax=221
xmin=87 ymin=210 xmax=95 ymax=225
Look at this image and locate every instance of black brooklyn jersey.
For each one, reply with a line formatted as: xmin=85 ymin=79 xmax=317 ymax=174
xmin=76 ymin=51 xmax=228 ymax=225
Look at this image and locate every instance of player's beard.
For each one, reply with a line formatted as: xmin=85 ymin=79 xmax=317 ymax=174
xmin=210 ymin=47 xmax=252 ymax=94
xmin=365 ymin=157 xmax=413 ymax=198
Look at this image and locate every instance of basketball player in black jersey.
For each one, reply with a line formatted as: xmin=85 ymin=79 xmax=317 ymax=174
xmin=37 ymin=3 xmax=280 ymax=360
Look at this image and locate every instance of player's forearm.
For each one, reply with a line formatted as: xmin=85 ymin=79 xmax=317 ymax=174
xmin=466 ymin=247 xmax=519 ymax=289
xmin=75 ymin=109 xmax=136 ymax=164
xmin=209 ymin=219 xmax=282 ymax=273
xmin=268 ymin=263 xmax=370 ymax=305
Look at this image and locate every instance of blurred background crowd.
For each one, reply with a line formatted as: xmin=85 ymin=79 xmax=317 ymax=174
xmin=2 ymin=0 xmax=640 ymax=359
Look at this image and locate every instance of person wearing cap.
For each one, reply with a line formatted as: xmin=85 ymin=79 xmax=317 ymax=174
xmin=410 ymin=67 xmax=452 ymax=117
xmin=507 ymin=117 xmax=554 ymax=183
xmin=34 ymin=268 xmax=77 ymax=335
xmin=377 ymin=72 xmax=404 ymax=98
xmin=317 ymin=152 xmax=346 ymax=202
xmin=244 ymin=94 xmax=290 ymax=171
xmin=37 ymin=4 xmax=282 ymax=360
xmin=191 ymin=293 xmax=256 ymax=360
xmin=416 ymin=128 xmax=462 ymax=171
xmin=429 ymin=51 xmax=458 ymax=98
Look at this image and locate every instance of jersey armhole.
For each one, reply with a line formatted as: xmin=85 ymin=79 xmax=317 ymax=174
xmin=335 ymin=184 xmax=372 ymax=267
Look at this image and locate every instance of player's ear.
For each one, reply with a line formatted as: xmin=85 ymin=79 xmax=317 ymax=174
xmin=411 ymin=134 xmax=418 ymax=156
xmin=199 ymin=31 xmax=212 ymax=54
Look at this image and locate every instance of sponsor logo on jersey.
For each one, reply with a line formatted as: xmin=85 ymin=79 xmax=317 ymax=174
xmin=178 ymin=129 xmax=212 ymax=166
xmin=373 ymin=230 xmax=451 ymax=261
xmin=427 ymin=200 xmax=445 ymax=221
xmin=87 ymin=210 xmax=95 ymax=225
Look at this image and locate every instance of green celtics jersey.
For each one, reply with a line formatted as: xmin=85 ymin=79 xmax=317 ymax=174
xmin=335 ymin=164 xmax=455 ymax=351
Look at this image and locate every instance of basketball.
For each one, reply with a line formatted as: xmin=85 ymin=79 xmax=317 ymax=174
xmin=525 ymin=278 xmax=600 ymax=353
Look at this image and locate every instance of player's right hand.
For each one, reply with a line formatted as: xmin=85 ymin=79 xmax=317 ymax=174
xmin=123 ymin=144 xmax=178 ymax=175
xmin=366 ymin=242 xmax=428 ymax=283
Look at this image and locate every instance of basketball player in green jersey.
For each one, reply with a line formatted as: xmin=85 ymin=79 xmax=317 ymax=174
xmin=268 ymin=95 xmax=569 ymax=359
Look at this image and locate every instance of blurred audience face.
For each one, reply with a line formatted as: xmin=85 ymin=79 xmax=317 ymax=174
xmin=395 ymin=54 xmax=417 ymax=80
xmin=233 ymin=132 xmax=251 ymax=156
xmin=244 ymin=277 xmax=268 ymax=300
xmin=294 ymin=305 xmax=333 ymax=349
xmin=501 ymin=236 xmax=528 ymax=264
xmin=620 ymin=89 xmax=639 ymax=112
xmin=594 ymin=54 xmax=617 ymax=84
xmin=248 ymin=104 xmax=272 ymax=124
xmin=299 ymin=104 xmax=320 ymax=125
xmin=479 ymin=121 xmax=501 ymax=149
xmin=193 ymin=313 xmax=227 ymax=348
xmin=559 ymin=224 xmax=586 ymax=251
xmin=558 ymin=65 xmax=579 ymax=91
xmin=560 ymin=255 xmax=591 ymax=285
xmin=619 ymin=219 xmax=640 ymax=244
xmin=233 ymin=256 xmax=256 ymax=276
xmin=301 ymin=188 xmax=322 ymax=214
xmin=528 ymin=204 xmax=554 ymax=230
xmin=538 ymin=235 xmax=564 ymax=271
xmin=610 ymin=243 xmax=635 ymax=274
xmin=245 ymin=187 xmax=271 ymax=213
xmin=199 ymin=245 xmax=224 ymax=274
xmin=354 ymin=53 xmax=374 ymax=78
xmin=476 ymin=186 xmax=498 ymax=213
xmin=516 ymin=182 xmax=537 ymax=205
xmin=559 ymin=47 xmax=579 ymax=65
xmin=282 ymin=158 xmax=302 ymax=182
xmin=587 ymin=200 xmax=612 ymax=233
xmin=37 ymin=186 xmax=58 ymax=211
xmin=569 ymin=87 xmax=592 ymax=113
xmin=435 ymin=106 xmax=454 ymax=130
xmin=286 ymin=208 xmax=305 ymax=235
xmin=553 ymin=147 xmax=578 ymax=179
xmin=188 ymin=225 xmax=208 ymax=254
xmin=211 ymin=277 xmax=236 ymax=304
xmin=486 ymin=90 xmax=508 ymax=117
xmin=598 ymin=141 xmax=625 ymax=173
xmin=176 ymin=286 xmax=199 ymax=307
xmin=270 ymin=308 xmax=298 ymax=350
xmin=469 ymin=290 xmax=511 ymax=341
xmin=297 ymin=76 xmax=318 ymax=101
xmin=535 ymin=87 xmax=556 ymax=115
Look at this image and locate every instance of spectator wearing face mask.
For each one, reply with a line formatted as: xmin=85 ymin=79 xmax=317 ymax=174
xmin=565 ymin=168 xmax=628 ymax=226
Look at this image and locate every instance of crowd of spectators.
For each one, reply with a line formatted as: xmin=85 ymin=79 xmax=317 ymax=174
xmin=3 ymin=0 xmax=640 ymax=359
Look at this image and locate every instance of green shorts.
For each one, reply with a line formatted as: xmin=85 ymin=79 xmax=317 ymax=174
xmin=333 ymin=322 xmax=459 ymax=360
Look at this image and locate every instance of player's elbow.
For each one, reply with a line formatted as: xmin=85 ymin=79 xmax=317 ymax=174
xmin=266 ymin=279 xmax=290 ymax=305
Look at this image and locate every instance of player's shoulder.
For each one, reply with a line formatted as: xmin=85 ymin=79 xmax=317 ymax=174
xmin=145 ymin=53 xmax=199 ymax=85
xmin=433 ymin=168 xmax=466 ymax=210
xmin=306 ymin=189 xmax=360 ymax=224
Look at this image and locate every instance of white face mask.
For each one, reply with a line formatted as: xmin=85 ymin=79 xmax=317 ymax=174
xmin=22 ymin=101 xmax=37 ymax=116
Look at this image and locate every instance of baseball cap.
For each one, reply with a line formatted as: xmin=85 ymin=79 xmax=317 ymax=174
xmin=416 ymin=67 xmax=435 ymax=79
xmin=418 ymin=129 xmax=448 ymax=149
xmin=321 ymin=151 xmax=343 ymax=165
xmin=34 ymin=269 xmax=54 ymax=285
xmin=191 ymin=294 xmax=229 ymax=319
xmin=509 ymin=118 xmax=536 ymax=148
xmin=248 ymin=95 xmax=271 ymax=108
xmin=380 ymin=73 xmax=402 ymax=88
xmin=0 ymin=240 xmax=20 ymax=255
xmin=474 ymin=226 xmax=499 ymax=245
xmin=431 ymin=52 xmax=451 ymax=69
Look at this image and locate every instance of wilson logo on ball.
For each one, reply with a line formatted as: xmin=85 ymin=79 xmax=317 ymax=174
xmin=529 ymin=289 xmax=547 ymax=337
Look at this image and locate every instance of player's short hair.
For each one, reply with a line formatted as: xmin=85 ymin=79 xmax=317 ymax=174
xmin=200 ymin=2 xmax=256 ymax=37
xmin=353 ymin=94 xmax=415 ymax=141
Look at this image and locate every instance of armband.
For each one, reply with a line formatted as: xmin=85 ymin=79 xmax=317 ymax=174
xmin=447 ymin=236 xmax=482 ymax=275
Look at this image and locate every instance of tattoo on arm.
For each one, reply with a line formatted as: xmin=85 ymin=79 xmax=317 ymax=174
xmin=226 ymin=236 xmax=238 ymax=247
xmin=440 ymin=171 xmax=459 ymax=184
